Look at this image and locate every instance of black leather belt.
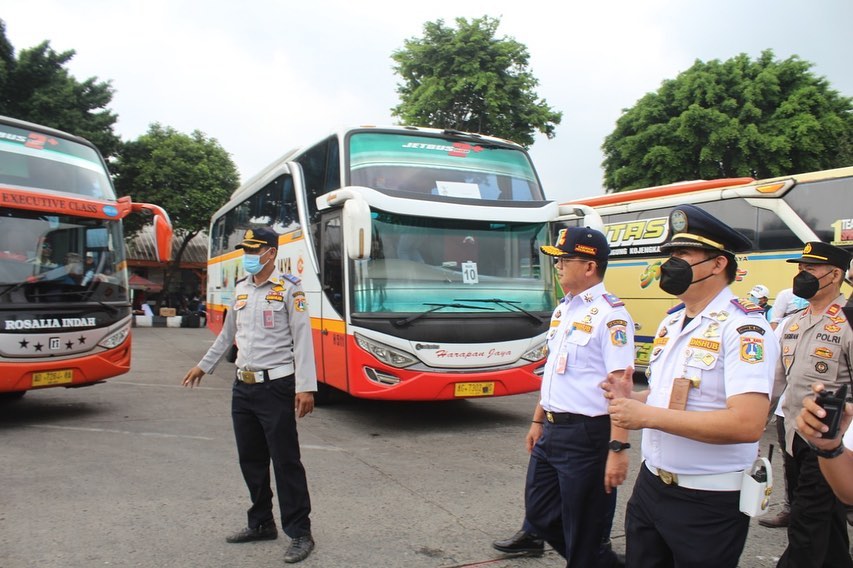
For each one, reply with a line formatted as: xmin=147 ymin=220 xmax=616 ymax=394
xmin=545 ymin=411 xmax=609 ymax=424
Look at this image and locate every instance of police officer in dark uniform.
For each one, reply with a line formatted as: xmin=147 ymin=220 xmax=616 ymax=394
xmin=605 ymin=205 xmax=777 ymax=568
xmin=772 ymin=241 xmax=853 ymax=568
xmin=507 ymin=227 xmax=635 ymax=567
xmin=183 ymin=227 xmax=317 ymax=564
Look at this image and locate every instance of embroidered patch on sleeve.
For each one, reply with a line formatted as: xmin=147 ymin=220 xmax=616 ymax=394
xmin=740 ymin=337 xmax=764 ymax=364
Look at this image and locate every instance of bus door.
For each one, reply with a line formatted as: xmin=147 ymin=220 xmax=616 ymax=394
xmin=318 ymin=211 xmax=347 ymax=390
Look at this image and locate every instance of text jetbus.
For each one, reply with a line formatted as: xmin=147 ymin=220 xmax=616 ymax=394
xmin=207 ymin=125 xmax=570 ymax=401
xmin=553 ymin=167 xmax=853 ymax=371
xmin=0 ymin=116 xmax=172 ymax=398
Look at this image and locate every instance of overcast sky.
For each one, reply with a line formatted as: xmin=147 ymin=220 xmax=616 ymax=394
xmin=5 ymin=0 xmax=852 ymax=203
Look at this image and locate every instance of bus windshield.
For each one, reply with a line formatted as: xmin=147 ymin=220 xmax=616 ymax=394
xmin=0 ymin=122 xmax=115 ymax=200
xmin=351 ymin=211 xmax=553 ymax=314
xmin=348 ymin=132 xmax=544 ymax=202
xmin=0 ymin=209 xmax=127 ymax=304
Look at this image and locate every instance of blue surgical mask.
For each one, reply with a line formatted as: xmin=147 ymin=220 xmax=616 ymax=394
xmin=242 ymin=250 xmax=269 ymax=275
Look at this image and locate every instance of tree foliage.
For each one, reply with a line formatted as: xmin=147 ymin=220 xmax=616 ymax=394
xmin=602 ymin=50 xmax=853 ymax=191
xmin=391 ymin=16 xmax=561 ymax=147
xmin=114 ymin=123 xmax=239 ymax=238
xmin=0 ymin=20 xmax=121 ymax=158
xmin=113 ymin=124 xmax=239 ymax=306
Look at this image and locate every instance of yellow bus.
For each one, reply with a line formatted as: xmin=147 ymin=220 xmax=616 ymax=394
xmin=555 ymin=167 xmax=853 ymax=371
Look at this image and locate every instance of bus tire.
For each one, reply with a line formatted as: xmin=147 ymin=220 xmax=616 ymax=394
xmin=0 ymin=390 xmax=26 ymax=401
xmin=313 ymin=382 xmax=339 ymax=406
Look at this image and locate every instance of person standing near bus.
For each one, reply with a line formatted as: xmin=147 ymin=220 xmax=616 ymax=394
xmin=772 ymin=241 xmax=853 ymax=568
xmin=511 ymin=226 xmax=634 ymax=567
xmin=182 ymin=226 xmax=317 ymax=564
xmin=604 ymin=205 xmax=777 ymax=568
xmin=748 ymin=284 xmax=772 ymax=318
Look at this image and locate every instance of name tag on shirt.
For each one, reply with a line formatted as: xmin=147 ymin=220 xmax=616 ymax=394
xmin=668 ymin=377 xmax=693 ymax=410
xmin=263 ymin=309 xmax=274 ymax=328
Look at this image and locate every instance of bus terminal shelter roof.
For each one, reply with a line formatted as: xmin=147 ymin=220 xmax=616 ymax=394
xmin=128 ymin=273 xmax=163 ymax=292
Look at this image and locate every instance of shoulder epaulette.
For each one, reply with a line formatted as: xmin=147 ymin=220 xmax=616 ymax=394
xmin=280 ymin=273 xmax=301 ymax=285
xmin=731 ymin=298 xmax=764 ymax=314
xmin=602 ymin=293 xmax=624 ymax=307
xmin=666 ymin=303 xmax=685 ymax=314
xmin=236 ymin=275 xmax=249 ymax=284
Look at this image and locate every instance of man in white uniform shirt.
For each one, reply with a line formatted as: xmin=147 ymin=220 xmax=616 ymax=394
xmin=605 ymin=205 xmax=777 ymax=568
xmin=516 ymin=226 xmax=634 ymax=567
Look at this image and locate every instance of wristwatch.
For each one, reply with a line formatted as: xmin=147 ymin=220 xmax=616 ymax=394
xmin=813 ymin=443 xmax=844 ymax=459
xmin=609 ymin=440 xmax=631 ymax=453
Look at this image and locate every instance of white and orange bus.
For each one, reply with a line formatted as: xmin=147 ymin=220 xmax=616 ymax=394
xmin=0 ymin=116 xmax=172 ymax=398
xmin=206 ymin=125 xmax=572 ymax=401
xmin=554 ymin=167 xmax=853 ymax=371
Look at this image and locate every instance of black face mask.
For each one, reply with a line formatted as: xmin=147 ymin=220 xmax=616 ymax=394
xmin=659 ymin=255 xmax=718 ymax=296
xmin=792 ymin=269 xmax=833 ymax=299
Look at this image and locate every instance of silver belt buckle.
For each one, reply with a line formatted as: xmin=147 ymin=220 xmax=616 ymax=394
xmin=239 ymin=370 xmax=257 ymax=384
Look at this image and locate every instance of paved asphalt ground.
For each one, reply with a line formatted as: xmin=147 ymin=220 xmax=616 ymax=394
xmin=1 ymin=327 xmax=848 ymax=567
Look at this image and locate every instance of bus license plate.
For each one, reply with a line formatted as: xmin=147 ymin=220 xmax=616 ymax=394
xmin=32 ymin=369 xmax=74 ymax=387
xmin=454 ymin=382 xmax=495 ymax=397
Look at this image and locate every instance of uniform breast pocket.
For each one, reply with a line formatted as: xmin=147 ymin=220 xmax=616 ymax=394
xmin=564 ymin=331 xmax=592 ymax=369
xmin=685 ymin=350 xmax=722 ymax=402
xmin=806 ymin=351 xmax=839 ymax=380
xmin=268 ymin=300 xmax=286 ymax=324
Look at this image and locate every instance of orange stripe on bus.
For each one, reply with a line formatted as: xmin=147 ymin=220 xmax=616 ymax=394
xmin=208 ymin=232 xmax=305 ymax=265
xmin=566 ymin=178 xmax=755 ymax=208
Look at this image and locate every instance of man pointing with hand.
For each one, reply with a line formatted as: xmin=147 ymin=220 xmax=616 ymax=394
xmin=182 ymin=226 xmax=317 ymax=564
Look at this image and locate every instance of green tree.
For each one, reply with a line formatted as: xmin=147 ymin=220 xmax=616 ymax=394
xmin=391 ymin=16 xmax=561 ymax=147
xmin=114 ymin=124 xmax=239 ymax=307
xmin=602 ymin=50 xmax=853 ymax=191
xmin=0 ymin=20 xmax=121 ymax=157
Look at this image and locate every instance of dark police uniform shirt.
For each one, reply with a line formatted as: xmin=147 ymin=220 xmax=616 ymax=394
xmin=198 ymin=270 xmax=317 ymax=393
xmin=774 ymin=293 xmax=853 ymax=453
xmin=540 ymin=282 xmax=635 ymax=416
xmin=643 ymin=288 xmax=777 ymax=474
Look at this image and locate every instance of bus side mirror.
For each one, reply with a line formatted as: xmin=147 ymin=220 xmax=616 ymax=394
xmin=558 ymin=204 xmax=605 ymax=233
xmin=342 ymin=196 xmax=371 ymax=260
xmin=152 ymin=214 xmax=173 ymax=263
xmin=129 ymin=201 xmax=174 ymax=263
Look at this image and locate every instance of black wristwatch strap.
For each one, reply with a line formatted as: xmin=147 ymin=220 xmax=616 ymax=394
xmin=814 ymin=443 xmax=845 ymax=459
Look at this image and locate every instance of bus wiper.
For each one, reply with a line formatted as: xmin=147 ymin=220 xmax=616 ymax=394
xmin=0 ymin=282 xmax=26 ymax=301
xmin=31 ymin=289 xmax=123 ymax=314
xmin=393 ymin=302 xmax=492 ymax=327
xmin=454 ymin=298 xmax=544 ymax=324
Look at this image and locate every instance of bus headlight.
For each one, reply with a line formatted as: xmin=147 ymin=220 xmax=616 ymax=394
xmin=98 ymin=326 xmax=130 ymax=349
xmin=521 ymin=342 xmax=547 ymax=362
xmin=354 ymin=333 xmax=418 ymax=368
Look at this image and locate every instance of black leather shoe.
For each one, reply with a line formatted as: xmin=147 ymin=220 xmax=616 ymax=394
xmin=225 ymin=522 xmax=278 ymax=543
xmin=758 ymin=508 xmax=790 ymax=528
xmin=600 ymin=539 xmax=626 ymax=567
xmin=284 ymin=535 xmax=315 ymax=564
xmin=492 ymin=530 xmax=544 ymax=556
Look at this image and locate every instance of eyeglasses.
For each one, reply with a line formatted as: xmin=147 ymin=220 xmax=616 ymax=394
xmin=555 ymin=257 xmax=595 ymax=265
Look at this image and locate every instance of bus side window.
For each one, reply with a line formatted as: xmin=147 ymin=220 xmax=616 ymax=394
xmin=296 ymin=136 xmax=341 ymax=224
xmin=756 ymin=209 xmax=801 ymax=250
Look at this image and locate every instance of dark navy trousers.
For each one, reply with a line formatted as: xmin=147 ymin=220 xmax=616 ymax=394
xmin=525 ymin=415 xmax=615 ymax=567
xmin=625 ymin=464 xmax=748 ymax=568
xmin=231 ymin=375 xmax=311 ymax=538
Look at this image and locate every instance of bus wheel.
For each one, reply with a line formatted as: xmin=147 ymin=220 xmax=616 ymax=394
xmin=0 ymin=391 xmax=26 ymax=401
xmin=313 ymin=382 xmax=339 ymax=406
